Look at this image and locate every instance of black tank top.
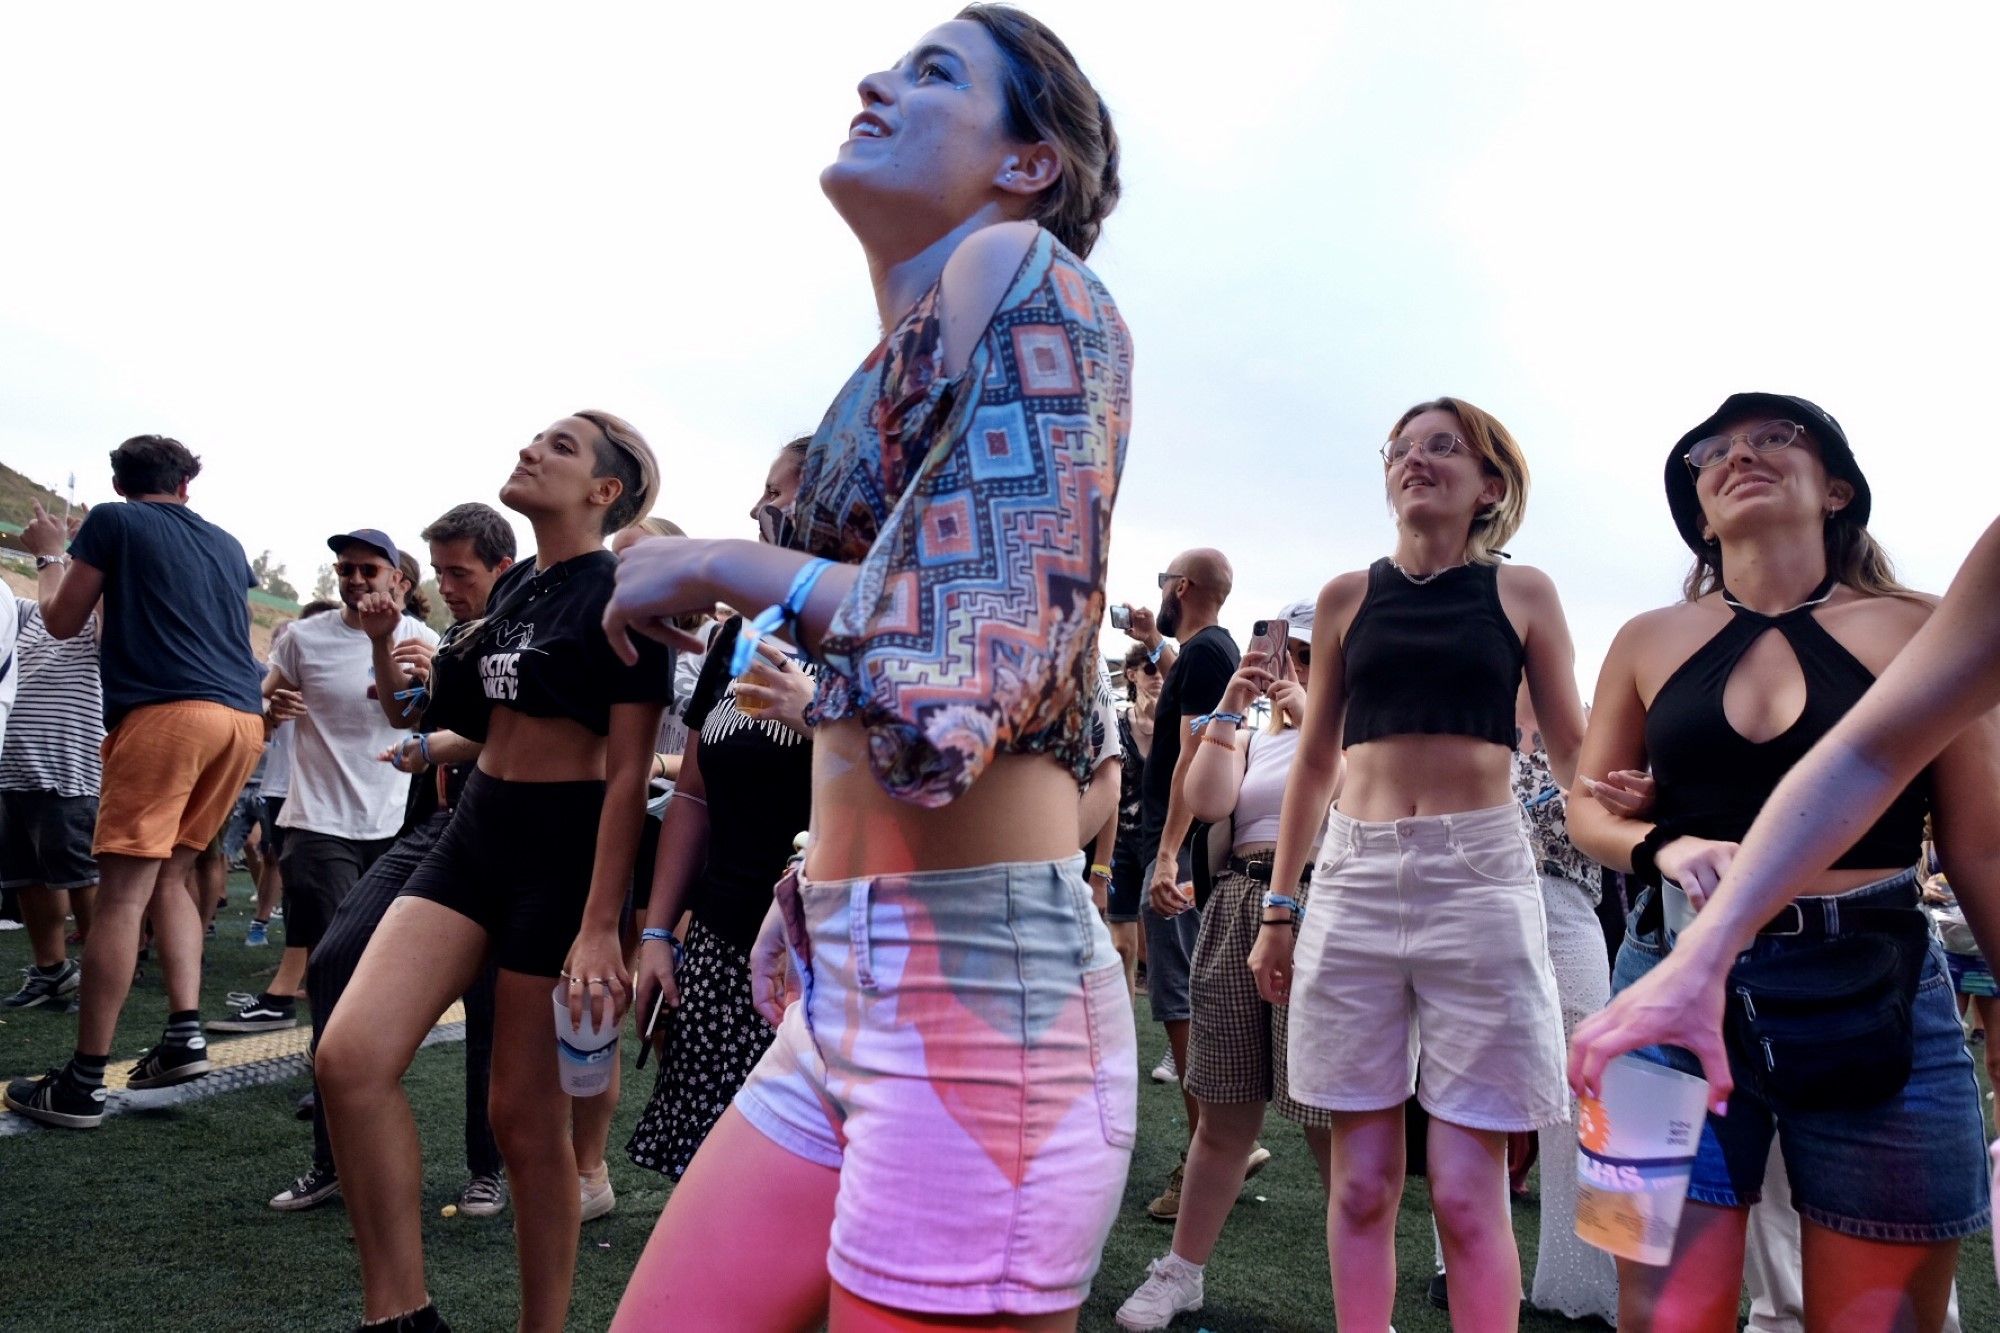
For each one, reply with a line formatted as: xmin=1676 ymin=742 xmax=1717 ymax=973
xmin=1342 ymin=559 xmax=1523 ymax=748
xmin=1645 ymin=578 xmax=1928 ymax=868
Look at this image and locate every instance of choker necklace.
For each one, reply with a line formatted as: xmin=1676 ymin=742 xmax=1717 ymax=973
xmin=1390 ymin=558 xmax=1463 ymax=586
xmin=1721 ymin=575 xmax=1837 ymax=619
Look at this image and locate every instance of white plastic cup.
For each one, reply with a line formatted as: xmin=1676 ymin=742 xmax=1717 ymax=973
xmin=1662 ymin=880 xmax=1697 ymax=937
xmin=1574 ymin=1054 xmax=1710 ymax=1266
xmin=551 ymin=983 xmax=619 ymax=1097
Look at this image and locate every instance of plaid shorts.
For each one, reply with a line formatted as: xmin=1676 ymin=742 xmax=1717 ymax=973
xmin=1184 ymin=867 xmax=1330 ymax=1127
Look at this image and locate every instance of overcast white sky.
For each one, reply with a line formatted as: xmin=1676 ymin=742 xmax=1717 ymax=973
xmin=4 ymin=1 xmax=1995 ymax=687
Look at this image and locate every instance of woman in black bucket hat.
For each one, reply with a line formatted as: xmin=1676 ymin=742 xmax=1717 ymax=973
xmin=1565 ymin=393 xmax=1998 ymax=1331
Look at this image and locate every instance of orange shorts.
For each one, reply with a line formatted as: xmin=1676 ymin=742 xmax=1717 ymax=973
xmin=95 ymin=701 xmax=265 ymax=860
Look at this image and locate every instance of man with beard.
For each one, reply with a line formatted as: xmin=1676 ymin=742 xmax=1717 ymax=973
xmin=213 ymin=530 xmax=437 ymax=1037
xmin=1131 ymin=547 xmax=1240 ymax=1220
xmin=266 ymin=503 xmax=517 ymax=1214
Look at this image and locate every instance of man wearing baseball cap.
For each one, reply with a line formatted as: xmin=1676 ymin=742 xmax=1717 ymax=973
xmin=211 ymin=529 xmax=438 ymax=1073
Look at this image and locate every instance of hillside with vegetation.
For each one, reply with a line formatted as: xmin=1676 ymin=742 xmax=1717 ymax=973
xmin=0 ymin=459 xmax=70 ymax=533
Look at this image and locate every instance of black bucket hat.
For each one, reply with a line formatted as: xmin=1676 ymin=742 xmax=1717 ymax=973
xmin=1664 ymin=392 xmax=1871 ymax=554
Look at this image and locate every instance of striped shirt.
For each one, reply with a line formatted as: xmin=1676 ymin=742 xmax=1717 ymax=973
xmin=0 ymin=599 xmax=105 ymax=798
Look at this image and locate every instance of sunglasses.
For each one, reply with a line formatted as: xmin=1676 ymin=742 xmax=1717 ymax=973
xmin=1157 ymin=571 xmax=1187 ymax=590
xmin=1129 ymin=658 xmax=1159 ymax=676
xmin=335 ymin=561 xmax=387 ymax=580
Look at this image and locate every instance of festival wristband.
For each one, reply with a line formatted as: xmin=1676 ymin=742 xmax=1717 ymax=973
xmin=393 ymin=683 xmax=429 ymax=719
xmin=1262 ymin=892 xmax=1303 ymax=916
xmin=731 ymin=557 xmax=835 ymax=677
xmin=417 ymin=732 xmax=433 ymax=767
xmin=1188 ymin=710 xmax=1246 ymax=735
xmin=640 ymin=927 xmax=684 ymax=965
xmin=1146 ymin=641 xmax=1166 ymax=665
xmin=1088 ymin=863 xmax=1113 ymax=879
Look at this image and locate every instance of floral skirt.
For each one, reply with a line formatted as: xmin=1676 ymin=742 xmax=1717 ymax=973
xmin=625 ymin=916 xmax=775 ymax=1180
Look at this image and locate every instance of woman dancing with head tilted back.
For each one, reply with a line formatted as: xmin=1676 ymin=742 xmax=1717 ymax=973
xmin=313 ymin=412 xmax=673 ymax=1333
xmin=602 ymin=8 xmax=1132 ymax=1330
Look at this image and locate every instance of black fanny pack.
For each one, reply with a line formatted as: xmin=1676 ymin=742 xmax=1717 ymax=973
xmin=1718 ymin=893 xmax=1929 ymax=1111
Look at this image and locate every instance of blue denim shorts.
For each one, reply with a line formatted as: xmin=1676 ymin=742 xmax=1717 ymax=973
xmin=734 ymin=854 xmax=1137 ymax=1316
xmin=1613 ymin=870 xmax=1991 ymax=1242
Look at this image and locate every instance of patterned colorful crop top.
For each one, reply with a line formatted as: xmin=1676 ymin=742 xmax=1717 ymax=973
xmin=791 ymin=229 xmax=1134 ymax=807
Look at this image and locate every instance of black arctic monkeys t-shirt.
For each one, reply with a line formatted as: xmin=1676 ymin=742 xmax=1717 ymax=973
xmin=429 ymin=551 xmax=674 ymax=743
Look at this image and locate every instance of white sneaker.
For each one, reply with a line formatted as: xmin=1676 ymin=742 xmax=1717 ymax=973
xmin=1150 ymin=1050 xmax=1178 ymax=1084
xmin=1115 ymin=1253 xmax=1203 ymax=1331
xmin=579 ymin=1169 xmax=615 ymax=1223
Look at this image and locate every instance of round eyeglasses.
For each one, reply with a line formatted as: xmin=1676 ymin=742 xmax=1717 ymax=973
xmin=1685 ymin=420 xmax=1804 ymax=472
xmin=1382 ymin=431 xmax=1469 ymax=467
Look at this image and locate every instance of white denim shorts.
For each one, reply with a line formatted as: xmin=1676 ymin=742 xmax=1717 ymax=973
xmin=734 ymin=854 xmax=1137 ymax=1316
xmin=1287 ymin=802 xmax=1567 ymax=1131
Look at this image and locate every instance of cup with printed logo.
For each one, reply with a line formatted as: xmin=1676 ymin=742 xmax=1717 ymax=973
xmin=1574 ymin=1054 xmax=1710 ymax=1265
xmin=551 ymin=983 xmax=619 ymax=1097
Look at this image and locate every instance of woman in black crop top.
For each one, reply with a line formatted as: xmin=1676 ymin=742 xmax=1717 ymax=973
xmin=1248 ymin=397 xmax=1588 ymax=1332
xmin=1566 ymin=393 xmax=1996 ymax=1330
xmin=315 ymin=412 xmax=675 ymax=1333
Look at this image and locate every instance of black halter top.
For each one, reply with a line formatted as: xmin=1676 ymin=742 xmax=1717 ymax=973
xmin=1644 ymin=576 xmax=1928 ymax=868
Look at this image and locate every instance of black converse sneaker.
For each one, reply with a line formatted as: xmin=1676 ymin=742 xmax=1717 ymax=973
xmin=2 ymin=960 xmax=81 ymax=1009
xmin=210 ymin=995 xmax=297 ymax=1033
xmin=269 ymin=1163 xmax=342 ymax=1212
xmin=4 ymin=1066 xmax=108 ymax=1129
xmin=127 ymin=1037 xmax=211 ymax=1089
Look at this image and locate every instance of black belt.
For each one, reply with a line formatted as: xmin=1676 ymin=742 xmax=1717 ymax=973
xmin=1227 ymin=855 xmax=1311 ymax=889
xmin=1637 ymin=879 xmax=1920 ymax=941
xmin=1756 ymin=885 xmax=1920 ymax=938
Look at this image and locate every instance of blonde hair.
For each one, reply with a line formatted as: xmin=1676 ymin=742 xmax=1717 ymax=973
xmin=637 ymin=515 xmax=685 ymax=539
xmin=1388 ymin=396 xmax=1530 ymax=564
xmin=574 ymin=409 xmax=659 ymax=535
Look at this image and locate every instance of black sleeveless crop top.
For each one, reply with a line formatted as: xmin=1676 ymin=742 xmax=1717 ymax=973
xmin=1644 ymin=578 xmax=1928 ymax=868
xmin=1342 ymin=559 xmax=1524 ymax=747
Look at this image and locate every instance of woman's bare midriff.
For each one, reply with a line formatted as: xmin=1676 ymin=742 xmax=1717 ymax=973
xmin=805 ymin=719 xmax=1082 ymax=879
xmin=1337 ymin=734 xmax=1515 ymax=821
xmin=477 ymin=709 xmax=607 ymax=782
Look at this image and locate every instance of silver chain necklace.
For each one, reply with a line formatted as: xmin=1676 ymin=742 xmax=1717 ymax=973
xmin=1389 ymin=558 xmax=1464 ymax=586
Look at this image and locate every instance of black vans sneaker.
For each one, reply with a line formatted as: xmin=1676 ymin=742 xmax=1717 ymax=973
xmin=270 ymin=1163 xmax=342 ymax=1212
xmin=127 ymin=1038 xmax=211 ymax=1089
xmin=210 ymin=996 xmax=297 ymax=1033
xmin=4 ymin=1066 xmax=107 ymax=1129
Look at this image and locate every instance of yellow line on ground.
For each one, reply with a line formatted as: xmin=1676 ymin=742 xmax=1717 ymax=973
xmin=3 ymin=1001 xmax=467 ymax=1107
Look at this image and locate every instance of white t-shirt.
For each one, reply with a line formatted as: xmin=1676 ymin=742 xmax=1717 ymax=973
xmin=272 ymin=610 xmax=439 ymax=840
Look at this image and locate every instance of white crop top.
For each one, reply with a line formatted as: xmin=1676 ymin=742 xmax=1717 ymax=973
xmin=1230 ymin=726 xmax=1301 ymax=850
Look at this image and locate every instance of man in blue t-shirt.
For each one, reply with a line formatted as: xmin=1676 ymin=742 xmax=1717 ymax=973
xmin=6 ymin=435 xmax=266 ymax=1130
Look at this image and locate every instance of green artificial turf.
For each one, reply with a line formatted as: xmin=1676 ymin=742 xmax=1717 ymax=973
xmin=3 ymin=877 xmax=1995 ymax=1330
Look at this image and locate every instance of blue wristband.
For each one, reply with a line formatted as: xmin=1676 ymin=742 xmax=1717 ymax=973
xmin=417 ymin=732 xmax=433 ymax=767
xmin=731 ymin=558 xmax=834 ymax=677
xmin=1262 ymin=892 xmax=1303 ymax=916
xmin=1189 ymin=710 xmax=1246 ymax=735
xmin=641 ymin=927 xmax=684 ymax=965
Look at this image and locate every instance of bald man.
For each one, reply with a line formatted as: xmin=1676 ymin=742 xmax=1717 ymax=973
xmin=1129 ymin=546 xmax=1237 ymax=1219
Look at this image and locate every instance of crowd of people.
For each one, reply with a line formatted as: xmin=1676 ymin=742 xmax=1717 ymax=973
xmin=4 ymin=6 xmax=2000 ymax=1333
